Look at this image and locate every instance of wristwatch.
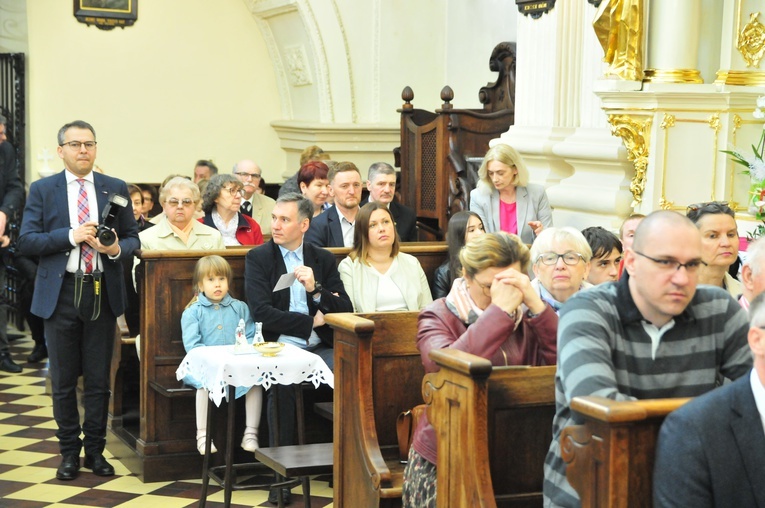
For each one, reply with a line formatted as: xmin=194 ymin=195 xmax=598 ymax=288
xmin=308 ymin=282 xmax=323 ymax=296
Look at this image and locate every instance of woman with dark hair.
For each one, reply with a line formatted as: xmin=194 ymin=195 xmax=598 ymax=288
xmin=298 ymin=160 xmax=330 ymax=217
xmin=199 ymin=174 xmax=263 ymax=246
xmin=686 ymin=201 xmax=741 ymax=297
xmin=432 ymin=211 xmax=486 ymax=299
xmin=402 ymin=232 xmax=556 ymax=508
xmin=338 ymin=202 xmax=432 ymax=312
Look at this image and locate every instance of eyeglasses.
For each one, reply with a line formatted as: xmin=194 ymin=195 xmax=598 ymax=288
xmin=686 ymin=201 xmax=729 ymax=213
xmin=223 ymin=187 xmax=244 ymax=197
xmin=60 ymin=141 xmax=97 ymax=151
xmin=633 ymin=250 xmax=706 ymax=273
xmin=235 ymin=171 xmax=261 ymax=180
xmin=472 ymin=277 xmax=493 ymax=295
xmin=536 ymin=252 xmax=584 ymax=266
xmin=165 ymin=198 xmax=195 ymax=208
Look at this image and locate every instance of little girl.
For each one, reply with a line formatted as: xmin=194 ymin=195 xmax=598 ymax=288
xmin=181 ymin=255 xmax=262 ymax=454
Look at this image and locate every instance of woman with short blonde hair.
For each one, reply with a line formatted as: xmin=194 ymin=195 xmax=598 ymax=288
xmin=470 ymin=143 xmax=553 ymax=244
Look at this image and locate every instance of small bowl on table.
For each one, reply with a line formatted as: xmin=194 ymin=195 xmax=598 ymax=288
xmin=253 ymin=342 xmax=285 ymax=357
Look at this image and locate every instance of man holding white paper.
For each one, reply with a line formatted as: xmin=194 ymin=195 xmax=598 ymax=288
xmin=244 ymin=193 xmax=351 ymax=501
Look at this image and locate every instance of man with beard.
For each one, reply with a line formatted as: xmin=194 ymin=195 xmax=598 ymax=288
xmin=305 ymin=162 xmax=363 ymax=248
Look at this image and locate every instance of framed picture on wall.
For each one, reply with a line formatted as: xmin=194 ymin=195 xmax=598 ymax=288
xmin=73 ymin=0 xmax=137 ymax=30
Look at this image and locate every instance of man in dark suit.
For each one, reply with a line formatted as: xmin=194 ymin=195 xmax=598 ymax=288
xmin=364 ymin=162 xmax=417 ymax=242
xmin=0 ymin=115 xmax=25 ymax=372
xmin=18 ymin=120 xmax=139 ymax=481
xmin=653 ymin=291 xmax=765 ymax=507
xmin=305 ymin=161 xmax=362 ymax=248
xmin=245 ymin=192 xmax=351 ymax=503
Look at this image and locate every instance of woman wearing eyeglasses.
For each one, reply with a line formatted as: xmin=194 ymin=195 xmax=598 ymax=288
xmin=686 ymin=201 xmax=742 ymax=298
xmin=529 ymin=227 xmax=593 ymax=313
xmin=199 ymin=174 xmax=263 ymax=246
xmin=139 ymin=176 xmax=225 ymax=250
xmin=403 ymin=232 xmax=556 ymax=508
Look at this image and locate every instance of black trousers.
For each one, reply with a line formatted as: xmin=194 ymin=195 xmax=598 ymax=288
xmin=44 ymin=275 xmax=116 ymax=457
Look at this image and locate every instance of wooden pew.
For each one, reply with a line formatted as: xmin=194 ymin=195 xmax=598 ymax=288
xmin=423 ymin=349 xmax=556 ymax=508
xmin=111 ymin=244 xmax=446 ymax=482
xmin=560 ymin=396 xmax=690 ymax=508
xmin=326 ymin=311 xmax=424 ymax=508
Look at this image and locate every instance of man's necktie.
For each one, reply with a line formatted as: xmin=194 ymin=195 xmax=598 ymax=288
xmin=76 ymin=179 xmax=95 ymax=273
xmin=240 ymin=200 xmax=253 ymax=217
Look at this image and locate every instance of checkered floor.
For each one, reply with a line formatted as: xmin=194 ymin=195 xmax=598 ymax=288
xmin=0 ymin=331 xmax=334 ymax=507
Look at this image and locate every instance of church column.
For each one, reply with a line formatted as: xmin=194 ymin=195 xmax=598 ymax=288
xmin=644 ymin=0 xmax=703 ymax=83
xmin=716 ymin=0 xmax=765 ymax=85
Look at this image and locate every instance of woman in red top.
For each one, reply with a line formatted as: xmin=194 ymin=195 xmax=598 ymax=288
xmin=402 ymin=232 xmax=558 ymax=508
xmin=200 ymin=174 xmax=263 ymax=246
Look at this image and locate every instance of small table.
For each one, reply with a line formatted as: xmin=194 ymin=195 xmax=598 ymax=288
xmin=176 ymin=343 xmax=334 ymax=508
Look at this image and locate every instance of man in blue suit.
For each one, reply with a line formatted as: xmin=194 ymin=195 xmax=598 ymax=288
xmin=653 ymin=291 xmax=765 ymax=507
xmin=18 ymin=120 xmax=139 ymax=481
xmin=304 ymin=161 xmax=362 ymax=248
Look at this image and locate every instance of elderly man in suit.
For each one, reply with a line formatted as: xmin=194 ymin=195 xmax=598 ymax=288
xmin=653 ymin=290 xmax=765 ymax=507
xmin=233 ymin=159 xmax=276 ymax=235
xmin=244 ymin=192 xmax=352 ymax=503
xmin=305 ymin=161 xmax=362 ymax=248
xmin=18 ymin=120 xmax=140 ymax=481
xmin=363 ymin=162 xmax=418 ymax=242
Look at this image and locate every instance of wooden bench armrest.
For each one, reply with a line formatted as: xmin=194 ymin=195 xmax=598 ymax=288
xmin=570 ymin=396 xmax=691 ymax=423
xmin=428 ymin=349 xmax=493 ymax=377
xmin=324 ymin=313 xmax=376 ymax=335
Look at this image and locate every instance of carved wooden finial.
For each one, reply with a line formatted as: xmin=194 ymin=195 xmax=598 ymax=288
xmin=402 ymin=86 xmax=414 ymax=104
xmin=441 ymin=86 xmax=454 ymax=109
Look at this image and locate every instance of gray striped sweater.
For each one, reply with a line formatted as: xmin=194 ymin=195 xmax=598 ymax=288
xmin=542 ymin=275 xmax=753 ymax=507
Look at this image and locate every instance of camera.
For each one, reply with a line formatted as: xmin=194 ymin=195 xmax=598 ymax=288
xmin=96 ymin=193 xmax=129 ymax=247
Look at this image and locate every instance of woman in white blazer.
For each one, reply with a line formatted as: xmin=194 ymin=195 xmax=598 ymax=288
xmin=469 ymin=143 xmax=553 ymax=245
xmin=339 ymin=202 xmax=433 ymax=313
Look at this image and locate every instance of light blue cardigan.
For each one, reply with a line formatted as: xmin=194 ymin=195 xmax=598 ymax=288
xmin=469 ymin=181 xmax=553 ymax=244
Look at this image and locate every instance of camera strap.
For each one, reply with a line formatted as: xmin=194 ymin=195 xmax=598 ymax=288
xmin=73 ymin=245 xmax=102 ymax=321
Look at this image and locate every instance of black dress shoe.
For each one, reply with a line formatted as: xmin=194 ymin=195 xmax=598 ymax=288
xmin=268 ymin=487 xmax=292 ymax=505
xmin=27 ymin=344 xmax=48 ymax=363
xmin=56 ymin=455 xmax=80 ymax=481
xmin=0 ymin=353 xmax=21 ymax=373
xmin=84 ymin=454 xmax=115 ymax=476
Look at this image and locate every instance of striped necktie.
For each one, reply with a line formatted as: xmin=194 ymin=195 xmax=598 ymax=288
xmin=76 ymin=179 xmax=95 ymax=273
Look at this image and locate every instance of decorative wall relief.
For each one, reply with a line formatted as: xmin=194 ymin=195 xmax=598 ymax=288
xmin=738 ymin=12 xmax=765 ymax=68
xmin=284 ymin=45 xmax=313 ymax=87
xmin=607 ymin=114 xmax=652 ymax=207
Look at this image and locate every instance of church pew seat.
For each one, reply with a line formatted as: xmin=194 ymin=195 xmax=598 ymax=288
xmin=423 ymin=349 xmax=556 ymax=508
xmin=325 ymin=311 xmax=424 ymax=508
xmin=560 ymin=396 xmax=690 ymax=508
xmin=111 ymin=243 xmax=446 ymax=482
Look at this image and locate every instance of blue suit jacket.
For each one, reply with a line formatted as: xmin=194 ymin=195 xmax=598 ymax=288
xmin=18 ymin=170 xmax=140 ymax=319
xmin=653 ymin=372 xmax=765 ymax=507
xmin=304 ymin=205 xmax=345 ymax=248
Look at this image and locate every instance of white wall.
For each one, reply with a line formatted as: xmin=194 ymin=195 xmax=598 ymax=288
xmin=25 ymin=0 xmax=282 ymax=185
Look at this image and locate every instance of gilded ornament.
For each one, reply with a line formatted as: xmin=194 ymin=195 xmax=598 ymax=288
xmin=733 ymin=114 xmax=743 ymax=134
xmin=607 ymin=114 xmax=652 ymax=206
xmin=708 ymin=113 xmax=721 ymax=132
xmin=593 ymin=0 xmax=644 ymax=81
xmin=658 ymin=198 xmax=674 ymax=210
xmin=737 ymin=12 xmax=765 ymax=68
xmin=660 ymin=114 xmax=675 ymax=129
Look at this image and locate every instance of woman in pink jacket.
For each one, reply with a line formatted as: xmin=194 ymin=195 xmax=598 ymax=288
xmin=402 ymin=232 xmax=558 ymax=508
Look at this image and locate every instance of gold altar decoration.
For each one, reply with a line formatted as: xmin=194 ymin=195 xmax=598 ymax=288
xmin=738 ymin=12 xmax=765 ymax=68
xmin=643 ymin=68 xmax=703 ymax=84
xmin=608 ymin=114 xmax=652 ymax=206
xmin=593 ymin=0 xmax=644 ymax=81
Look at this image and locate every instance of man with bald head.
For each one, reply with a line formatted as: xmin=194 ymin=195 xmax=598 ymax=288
xmin=233 ymin=159 xmax=276 ymax=235
xmin=543 ymin=210 xmax=753 ymax=508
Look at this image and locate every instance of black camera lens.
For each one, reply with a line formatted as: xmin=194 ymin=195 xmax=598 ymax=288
xmin=97 ymin=226 xmax=116 ymax=246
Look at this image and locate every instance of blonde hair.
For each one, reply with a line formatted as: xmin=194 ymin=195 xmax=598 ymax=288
xmin=459 ymin=232 xmax=530 ymax=278
xmin=159 ymin=176 xmax=201 ymax=205
xmin=186 ymin=255 xmax=234 ymax=308
xmin=299 ymin=145 xmax=330 ymax=166
xmin=477 ymin=144 xmax=529 ymax=189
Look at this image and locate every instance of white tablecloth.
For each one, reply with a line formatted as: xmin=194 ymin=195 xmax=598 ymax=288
xmin=175 ymin=344 xmax=334 ymax=406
